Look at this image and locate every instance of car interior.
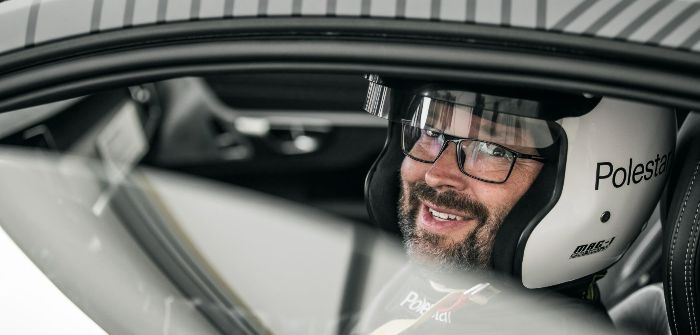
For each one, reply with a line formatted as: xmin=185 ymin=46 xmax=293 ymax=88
xmin=1 ymin=0 xmax=700 ymax=331
xmin=0 ymin=73 xmax=394 ymax=335
xmin=0 ymin=72 xmax=698 ymax=335
xmin=0 ymin=73 xmax=384 ymax=224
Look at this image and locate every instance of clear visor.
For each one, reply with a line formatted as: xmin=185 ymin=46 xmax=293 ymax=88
xmin=364 ymin=81 xmax=559 ymax=151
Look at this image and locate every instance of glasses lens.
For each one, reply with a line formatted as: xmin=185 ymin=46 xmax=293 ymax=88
xmin=460 ymin=140 xmax=515 ymax=183
xmin=402 ymin=123 xmax=444 ymax=162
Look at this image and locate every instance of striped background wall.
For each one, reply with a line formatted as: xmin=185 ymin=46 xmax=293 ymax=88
xmin=1 ymin=0 xmax=700 ymax=56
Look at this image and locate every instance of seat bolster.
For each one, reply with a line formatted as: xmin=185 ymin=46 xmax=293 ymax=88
xmin=663 ymin=112 xmax=700 ymax=335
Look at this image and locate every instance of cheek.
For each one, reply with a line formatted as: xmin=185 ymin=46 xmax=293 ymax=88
xmin=400 ymin=157 xmax=426 ymax=183
xmin=464 ymin=184 xmax=523 ymax=219
xmin=508 ymin=165 xmax=543 ymax=201
xmin=513 ymin=163 xmax=543 ymax=191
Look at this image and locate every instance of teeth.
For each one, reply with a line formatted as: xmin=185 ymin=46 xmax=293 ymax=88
xmin=428 ymin=208 xmax=463 ymax=221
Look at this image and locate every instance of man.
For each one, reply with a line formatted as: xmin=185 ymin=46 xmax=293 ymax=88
xmin=357 ymin=75 xmax=676 ymax=333
xmin=398 ymin=105 xmax=545 ymax=274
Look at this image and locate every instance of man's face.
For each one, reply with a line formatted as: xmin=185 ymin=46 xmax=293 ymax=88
xmin=398 ymin=128 xmax=543 ymax=273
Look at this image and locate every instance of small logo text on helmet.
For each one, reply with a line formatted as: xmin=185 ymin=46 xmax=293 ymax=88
xmin=570 ymin=237 xmax=616 ymax=259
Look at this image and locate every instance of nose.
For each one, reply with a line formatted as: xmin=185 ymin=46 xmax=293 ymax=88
xmin=424 ymin=142 xmax=470 ymax=192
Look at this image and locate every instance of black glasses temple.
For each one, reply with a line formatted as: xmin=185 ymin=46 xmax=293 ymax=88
xmin=517 ymin=153 xmax=548 ymax=162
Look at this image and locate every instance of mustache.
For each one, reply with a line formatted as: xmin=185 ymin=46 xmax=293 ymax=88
xmin=408 ymin=182 xmax=489 ymax=224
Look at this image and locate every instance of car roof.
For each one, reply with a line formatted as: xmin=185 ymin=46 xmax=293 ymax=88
xmin=1 ymin=0 xmax=699 ymax=57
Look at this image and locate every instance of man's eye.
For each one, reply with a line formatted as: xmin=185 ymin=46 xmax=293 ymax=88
xmin=491 ymin=146 xmax=507 ymax=157
xmin=479 ymin=143 xmax=512 ymax=159
xmin=423 ymin=129 xmax=440 ymax=138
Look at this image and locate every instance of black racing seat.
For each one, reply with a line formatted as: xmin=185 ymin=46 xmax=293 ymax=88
xmin=663 ymin=111 xmax=700 ymax=335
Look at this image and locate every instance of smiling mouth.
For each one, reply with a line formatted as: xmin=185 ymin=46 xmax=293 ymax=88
xmin=428 ymin=207 xmax=464 ymax=221
xmin=419 ymin=201 xmax=477 ymax=234
xmin=423 ymin=200 xmax=472 ymax=221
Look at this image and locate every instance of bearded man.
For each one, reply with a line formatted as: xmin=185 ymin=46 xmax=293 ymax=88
xmin=353 ymin=75 xmax=673 ymax=334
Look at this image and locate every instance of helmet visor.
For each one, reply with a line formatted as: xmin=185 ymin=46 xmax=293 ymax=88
xmin=364 ymin=81 xmax=560 ymax=151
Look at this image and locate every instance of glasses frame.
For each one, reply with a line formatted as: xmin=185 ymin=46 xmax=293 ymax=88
xmin=400 ymin=120 xmax=547 ymax=184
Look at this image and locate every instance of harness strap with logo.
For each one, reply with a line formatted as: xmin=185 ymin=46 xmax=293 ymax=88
xmin=369 ymin=282 xmax=500 ymax=335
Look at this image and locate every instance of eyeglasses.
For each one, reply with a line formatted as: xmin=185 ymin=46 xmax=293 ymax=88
xmin=401 ymin=120 xmax=547 ymax=184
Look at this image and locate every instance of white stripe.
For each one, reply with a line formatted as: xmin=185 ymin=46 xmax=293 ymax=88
xmin=370 ymin=0 xmax=397 ymax=18
xmin=660 ymin=7 xmax=700 ymax=48
xmin=595 ymin=0 xmax=656 ymax=38
xmin=131 ymin=0 xmax=158 ymax=26
xmin=475 ymin=0 xmax=502 ymax=25
xmin=405 ymin=0 xmax=431 ymax=20
xmin=562 ymin=0 xmax=623 ymax=34
xmin=545 ymin=0 xmax=585 ymax=29
xmin=301 ymin=0 xmax=326 ymax=15
xmin=167 ymin=0 xmax=192 ymax=21
xmin=267 ymin=0 xmax=294 ymax=16
xmin=199 ymin=0 xmax=226 ymax=19
xmin=510 ymin=0 xmax=538 ymax=28
xmin=35 ymin=0 xmax=92 ymax=45
xmin=439 ymin=0 xmax=467 ymax=22
xmin=335 ymin=0 xmax=362 ymax=16
xmin=233 ymin=0 xmax=259 ymax=16
xmin=628 ymin=1 xmax=688 ymax=42
xmin=0 ymin=0 xmax=30 ymax=54
xmin=99 ymin=0 xmax=126 ymax=31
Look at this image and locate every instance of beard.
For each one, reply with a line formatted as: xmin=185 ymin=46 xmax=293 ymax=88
xmin=398 ymin=180 xmax=509 ymax=274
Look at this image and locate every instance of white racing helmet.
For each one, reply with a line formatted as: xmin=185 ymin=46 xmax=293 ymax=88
xmin=363 ymin=75 xmax=676 ymax=289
